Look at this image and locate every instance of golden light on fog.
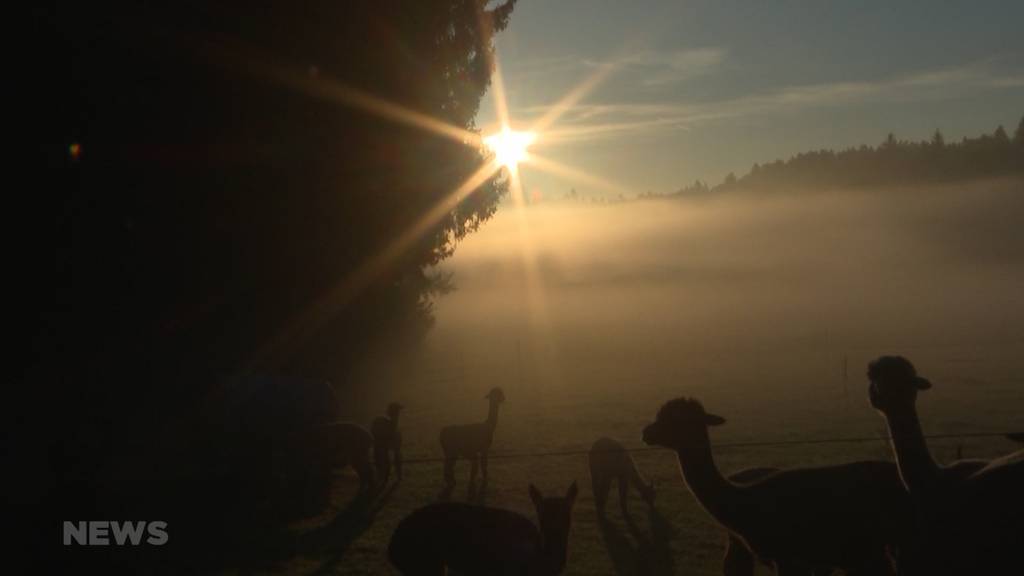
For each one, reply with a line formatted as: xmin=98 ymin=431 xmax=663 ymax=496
xmin=484 ymin=127 xmax=536 ymax=171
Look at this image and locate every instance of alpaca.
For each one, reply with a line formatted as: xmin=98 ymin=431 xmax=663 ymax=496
xmin=322 ymin=422 xmax=375 ymax=492
xmin=371 ymin=402 xmax=403 ymax=484
xmin=722 ymin=467 xmax=778 ymax=576
xmin=867 ymin=355 xmax=1023 ymax=574
xmin=721 ymin=468 xmax=864 ymax=576
xmin=388 ymin=482 xmax=578 ymax=575
xmin=439 ymin=387 xmax=505 ymax=486
xmin=588 ymin=437 xmax=655 ymax=517
xmin=643 ymin=397 xmax=915 ymax=575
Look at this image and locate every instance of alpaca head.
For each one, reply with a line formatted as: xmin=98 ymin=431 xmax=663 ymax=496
xmin=529 ymin=482 xmax=578 ymax=555
xmin=640 ymin=478 xmax=656 ymax=507
xmin=642 ymin=397 xmax=726 ymax=451
xmin=867 ymin=356 xmax=931 ymax=414
xmin=485 ymin=387 xmax=506 ymax=404
xmin=386 ymin=402 xmax=403 ymax=420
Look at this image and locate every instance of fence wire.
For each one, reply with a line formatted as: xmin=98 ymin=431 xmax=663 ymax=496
xmin=399 ymin=430 xmax=1022 ymax=465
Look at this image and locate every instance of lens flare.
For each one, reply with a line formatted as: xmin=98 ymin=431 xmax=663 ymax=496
xmin=484 ymin=128 xmax=536 ymax=171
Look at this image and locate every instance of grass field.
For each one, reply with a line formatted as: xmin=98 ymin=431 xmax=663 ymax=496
xmin=250 ymin=338 xmax=1023 ymax=576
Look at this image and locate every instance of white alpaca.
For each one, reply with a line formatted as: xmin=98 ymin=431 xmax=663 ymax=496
xmin=439 ymin=387 xmax=505 ymax=486
xmin=588 ymin=437 xmax=655 ymax=517
xmin=644 ymin=397 xmax=915 ymax=575
xmin=388 ymin=482 xmax=578 ymax=575
xmin=867 ymin=355 xmax=1023 ymax=574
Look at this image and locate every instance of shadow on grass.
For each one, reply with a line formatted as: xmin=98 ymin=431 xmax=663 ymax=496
xmin=598 ymin=508 xmax=676 ymax=576
xmin=304 ymin=482 xmax=400 ymax=575
xmin=194 ymin=480 xmax=400 ymax=574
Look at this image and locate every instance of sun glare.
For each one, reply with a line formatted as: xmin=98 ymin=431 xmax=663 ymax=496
xmin=484 ymin=127 xmax=536 ymax=170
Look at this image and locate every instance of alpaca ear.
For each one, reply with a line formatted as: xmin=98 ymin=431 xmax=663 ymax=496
xmin=915 ymin=377 xmax=932 ymax=390
xmin=529 ymin=484 xmax=543 ymax=507
xmin=705 ymin=413 xmax=727 ymax=426
xmin=566 ymin=481 xmax=578 ymax=504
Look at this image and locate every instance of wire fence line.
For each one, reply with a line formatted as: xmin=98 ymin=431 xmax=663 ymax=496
xmin=398 ymin=430 xmax=1023 ymax=466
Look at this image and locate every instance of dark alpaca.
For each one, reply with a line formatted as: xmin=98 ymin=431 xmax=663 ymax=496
xmin=388 ymin=482 xmax=578 ymax=575
xmin=643 ymin=397 xmax=915 ymax=575
xmin=371 ymin=402 xmax=403 ymax=484
xmin=439 ymin=387 xmax=505 ymax=486
xmin=322 ymin=422 xmax=375 ymax=493
xmin=867 ymin=355 xmax=1023 ymax=575
xmin=588 ymin=436 xmax=655 ymax=518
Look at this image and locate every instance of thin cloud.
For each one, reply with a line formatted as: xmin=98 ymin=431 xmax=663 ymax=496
xmin=585 ymin=47 xmax=727 ymax=86
xmin=504 ymin=54 xmax=587 ymax=80
xmin=526 ymin=62 xmax=1024 ymax=144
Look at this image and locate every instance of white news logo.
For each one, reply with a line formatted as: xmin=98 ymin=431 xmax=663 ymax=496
xmin=63 ymin=521 xmax=169 ymax=546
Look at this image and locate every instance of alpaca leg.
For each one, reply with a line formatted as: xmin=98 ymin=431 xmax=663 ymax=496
xmin=722 ymin=535 xmax=755 ymax=576
xmin=480 ymin=451 xmax=488 ymax=480
xmin=375 ymin=445 xmax=391 ymax=485
xmin=443 ymin=455 xmax=456 ymax=486
xmin=618 ymin=475 xmax=629 ymax=515
xmin=469 ymin=454 xmax=480 ymax=485
xmin=592 ymin=475 xmax=611 ymax=518
xmin=355 ymin=454 xmax=376 ymax=494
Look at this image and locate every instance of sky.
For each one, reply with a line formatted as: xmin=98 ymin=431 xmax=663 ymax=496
xmin=476 ymin=0 xmax=1024 ymax=198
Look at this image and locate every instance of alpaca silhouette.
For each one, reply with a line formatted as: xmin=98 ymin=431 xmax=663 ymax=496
xmin=644 ymin=397 xmax=914 ymax=575
xmin=371 ymin=402 xmax=403 ymax=484
xmin=388 ymin=482 xmax=578 ymax=575
xmin=867 ymin=355 xmax=1023 ymax=575
xmin=439 ymin=387 xmax=505 ymax=486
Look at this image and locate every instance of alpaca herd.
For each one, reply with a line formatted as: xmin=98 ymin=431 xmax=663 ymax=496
xmin=334 ymin=358 xmax=1021 ymax=575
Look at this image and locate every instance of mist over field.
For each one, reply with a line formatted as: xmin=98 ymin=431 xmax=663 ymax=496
xmin=424 ymin=177 xmax=1024 ymax=377
xmin=347 ymin=177 xmax=1024 ymax=443
xmin=469 ymin=183 xmax=1017 ymax=324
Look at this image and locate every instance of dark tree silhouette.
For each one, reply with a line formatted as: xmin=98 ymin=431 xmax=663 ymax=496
xmin=38 ymin=1 xmax=517 ymax=568
xmin=694 ymin=120 xmax=1024 ymax=195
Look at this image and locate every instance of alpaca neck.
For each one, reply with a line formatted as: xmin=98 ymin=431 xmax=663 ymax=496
xmin=534 ymin=527 xmax=570 ymax=575
xmin=675 ymin=440 xmax=741 ymax=530
xmin=485 ymin=401 xmax=501 ymax=430
xmin=627 ymin=460 xmax=647 ymax=490
xmin=883 ymin=404 xmax=941 ymax=496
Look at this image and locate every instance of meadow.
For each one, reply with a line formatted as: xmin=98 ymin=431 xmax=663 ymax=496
xmin=252 ymin=179 xmax=1024 ymax=575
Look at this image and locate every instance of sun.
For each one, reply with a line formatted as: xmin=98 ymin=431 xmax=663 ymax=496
xmin=484 ymin=127 xmax=536 ymax=171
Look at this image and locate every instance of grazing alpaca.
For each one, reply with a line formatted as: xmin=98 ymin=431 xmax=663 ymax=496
xmin=371 ymin=402 xmax=403 ymax=484
xmin=643 ymin=397 xmax=915 ymax=575
xmin=439 ymin=387 xmax=505 ymax=486
xmin=867 ymin=355 xmax=1023 ymax=574
xmin=588 ymin=437 xmax=655 ymax=517
xmin=388 ymin=482 xmax=578 ymax=575
xmin=322 ymin=422 xmax=375 ymax=492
